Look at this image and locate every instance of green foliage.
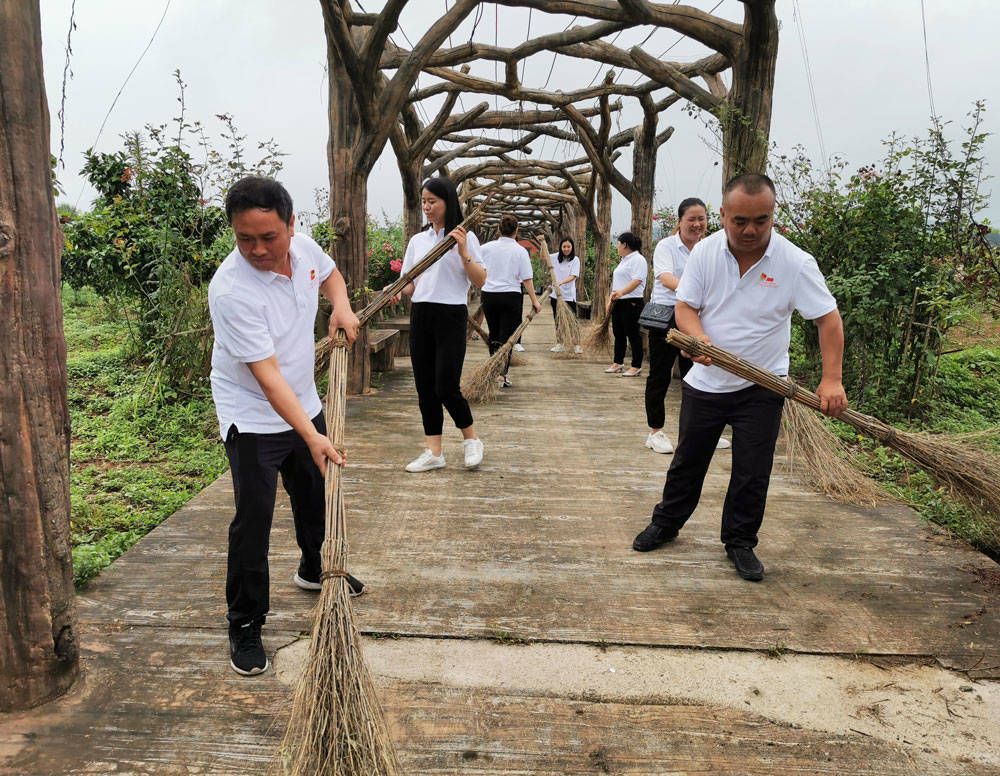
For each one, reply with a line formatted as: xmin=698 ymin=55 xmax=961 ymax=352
xmin=771 ymin=105 xmax=993 ymax=420
xmin=60 ymin=72 xmax=283 ymax=393
xmin=64 ymin=290 xmax=226 ymax=586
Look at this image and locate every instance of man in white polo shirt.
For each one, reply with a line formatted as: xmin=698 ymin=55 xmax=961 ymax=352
xmin=632 ymin=173 xmax=847 ymax=581
xmin=209 ymin=177 xmax=362 ymax=675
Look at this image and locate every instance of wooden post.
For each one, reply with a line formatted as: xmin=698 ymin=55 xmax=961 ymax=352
xmin=593 ymin=173 xmax=612 ymax=304
xmin=0 ymin=0 xmax=79 ymax=711
xmin=325 ymin=24 xmax=371 ymax=395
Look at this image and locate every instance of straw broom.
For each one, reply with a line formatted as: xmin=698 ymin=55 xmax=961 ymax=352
xmin=667 ymin=330 xmax=1000 ymax=533
xmin=463 ymin=288 xmax=552 ymax=403
xmin=280 ymin=200 xmax=489 ymax=775
xmin=277 ymin=334 xmax=401 ymax=776
xmin=582 ymin=297 xmax=614 ymax=356
xmin=540 ymin=237 xmax=581 ymax=357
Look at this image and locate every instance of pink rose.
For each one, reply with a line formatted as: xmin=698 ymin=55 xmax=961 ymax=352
xmin=390 ymin=259 xmax=402 ymax=273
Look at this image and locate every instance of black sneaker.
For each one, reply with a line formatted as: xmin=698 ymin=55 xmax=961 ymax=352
xmin=229 ymin=621 xmax=268 ymax=676
xmin=293 ymin=570 xmax=367 ymax=597
xmin=632 ymin=522 xmax=678 ymax=552
xmin=726 ymin=546 xmax=764 ymax=581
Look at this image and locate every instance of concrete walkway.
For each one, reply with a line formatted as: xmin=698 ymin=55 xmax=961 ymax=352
xmin=3 ymin=305 xmax=999 ymax=775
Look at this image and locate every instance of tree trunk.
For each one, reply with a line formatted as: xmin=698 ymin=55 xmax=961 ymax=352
xmin=326 ymin=25 xmax=370 ymax=394
xmin=0 ymin=1 xmax=79 ymax=711
xmin=593 ymin=174 xmax=612 ymax=304
xmin=573 ymin=204 xmax=587 ymax=300
xmin=630 ymin=108 xmax=658 ymax=263
xmin=398 ymin=160 xmax=424 ymax=244
xmin=722 ymin=0 xmax=778 ymax=181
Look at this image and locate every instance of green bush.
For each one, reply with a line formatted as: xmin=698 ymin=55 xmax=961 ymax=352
xmin=772 ymin=106 xmax=992 ymax=421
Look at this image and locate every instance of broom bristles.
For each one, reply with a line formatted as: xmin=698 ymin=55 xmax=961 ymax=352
xmin=668 ymin=329 xmax=1000 ymax=540
xmin=461 ymin=341 xmax=512 ymax=403
xmin=582 ymin=301 xmax=613 ymax=357
xmin=781 ymin=400 xmax=888 ymax=506
xmin=463 ymin=289 xmax=552 ymax=402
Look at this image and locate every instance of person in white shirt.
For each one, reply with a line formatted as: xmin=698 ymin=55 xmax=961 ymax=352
xmin=480 ymin=215 xmax=542 ymax=388
xmin=208 ymin=177 xmax=364 ymax=676
xmin=548 ymin=237 xmax=582 ymax=354
xmin=644 ymin=198 xmax=729 ymax=455
xmin=632 ymin=174 xmax=847 ymax=582
xmin=387 ymin=177 xmax=487 ymax=473
xmin=606 ymin=232 xmax=647 ymax=377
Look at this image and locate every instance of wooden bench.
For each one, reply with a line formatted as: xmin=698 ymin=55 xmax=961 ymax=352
xmin=380 ymin=316 xmax=411 ymax=357
xmin=368 ymin=328 xmax=400 ymax=372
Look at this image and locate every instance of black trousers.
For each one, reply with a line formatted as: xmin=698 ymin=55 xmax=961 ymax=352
xmin=549 ymin=296 xmax=577 ymax=323
xmin=409 ymin=302 xmax=474 ymax=436
xmin=644 ymin=320 xmax=692 ymax=429
xmin=482 ymin=290 xmax=522 ymax=376
xmin=651 ymin=383 xmax=785 ymax=548
xmin=611 ymin=297 xmax=644 ymax=367
xmin=223 ymin=413 xmax=326 ymax=628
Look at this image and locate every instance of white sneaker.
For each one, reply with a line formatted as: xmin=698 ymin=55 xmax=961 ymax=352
xmin=646 ymin=430 xmax=674 ymax=454
xmin=405 ymin=449 xmax=445 ymax=473
xmin=513 ymin=343 xmax=526 ymax=352
xmin=574 ymin=345 xmax=583 ymax=354
xmin=550 ymin=344 xmax=565 ymax=353
xmin=462 ymin=438 xmax=484 ymax=469
xmin=716 ymin=437 xmax=731 ymax=450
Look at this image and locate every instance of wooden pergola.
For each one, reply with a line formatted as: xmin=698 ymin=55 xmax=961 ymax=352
xmin=317 ymin=0 xmax=777 ymax=393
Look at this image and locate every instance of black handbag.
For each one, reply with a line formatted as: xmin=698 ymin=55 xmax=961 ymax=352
xmin=638 ymin=302 xmax=675 ymax=331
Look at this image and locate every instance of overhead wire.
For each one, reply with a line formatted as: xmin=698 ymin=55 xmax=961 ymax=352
xmin=919 ymin=0 xmax=936 ymax=118
xmin=792 ymin=0 xmax=828 ymax=172
xmin=74 ymin=0 xmax=172 ymax=208
xmin=57 ymin=0 xmax=78 ymax=169
xmin=630 ymin=0 xmax=726 ymax=86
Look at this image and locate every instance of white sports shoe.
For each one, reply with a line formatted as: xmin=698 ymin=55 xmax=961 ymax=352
xmin=550 ymin=344 xmax=565 ymax=353
xmin=513 ymin=343 xmax=526 ymax=352
xmin=405 ymin=449 xmax=446 ymax=473
xmin=646 ymin=430 xmax=674 ymax=454
xmin=462 ymin=438 xmax=484 ymax=469
xmin=574 ymin=345 xmax=583 ymax=354
xmin=716 ymin=437 xmax=731 ymax=450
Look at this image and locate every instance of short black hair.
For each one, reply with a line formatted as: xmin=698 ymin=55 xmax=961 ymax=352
xmin=557 ymin=236 xmax=576 ymax=263
xmin=617 ymin=231 xmax=641 ymax=252
xmin=499 ymin=214 xmax=518 ymax=237
xmin=225 ymin=176 xmax=294 ymax=225
xmin=422 ymin=176 xmax=464 ymax=233
xmin=677 ymin=197 xmax=707 ymax=219
xmin=723 ymin=173 xmax=775 ymax=201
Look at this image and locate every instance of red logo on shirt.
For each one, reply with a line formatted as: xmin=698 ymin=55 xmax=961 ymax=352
xmin=758 ymin=272 xmax=777 ymax=287
xmin=310 ymin=269 xmax=316 ymax=281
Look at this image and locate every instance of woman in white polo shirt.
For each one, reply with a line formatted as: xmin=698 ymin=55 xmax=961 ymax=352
xmin=391 ymin=177 xmax=487 ymax=473
xmin=646 ymin=198 xmax=702 ymax=453
xmin=606 ymin=232 xmax=647 ymax=376
xmin=549 ymin=237 xmax=581 ymax=354
xmin=480 ymin=215 xmax=542 ymax=388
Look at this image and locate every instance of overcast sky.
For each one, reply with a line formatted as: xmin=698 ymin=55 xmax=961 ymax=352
xmin=40 ymin=1 xmax=998 ymax=231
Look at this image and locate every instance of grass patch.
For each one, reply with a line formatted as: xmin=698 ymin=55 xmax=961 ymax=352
xmin=825 ymin=344 xmax=1000 ymax=559
xmin=65 ymin=288 xmax=226 ymax=587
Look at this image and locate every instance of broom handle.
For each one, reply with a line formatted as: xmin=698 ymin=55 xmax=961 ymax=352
xmin=666 ymin=330 xmax=901 ymax=443
xmin=500 ymin=288 xmax=552 ymax=348
xmin=468 ymin=314 xmax=490 ymax=343
xmin=321 ymin=336 xmax=349 ymax=566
